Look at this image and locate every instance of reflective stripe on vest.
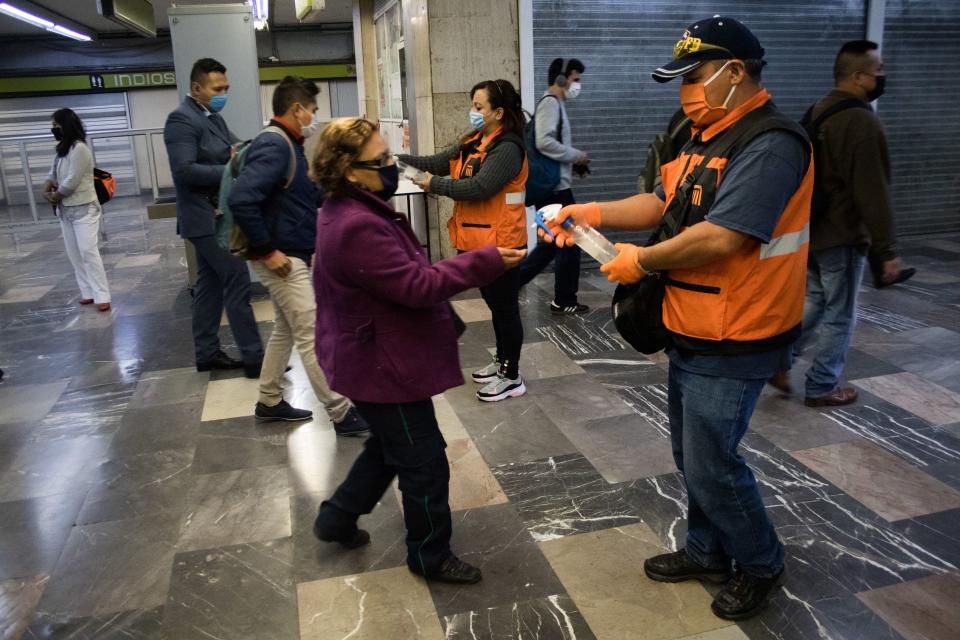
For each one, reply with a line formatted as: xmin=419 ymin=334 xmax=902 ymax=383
xmin=505 ymin=192 xmax=525 ymax=205
xmin=760 ymin=224 xmax=810 ymax=260
xmin=658 ymin=91 xmax=814 ymax=345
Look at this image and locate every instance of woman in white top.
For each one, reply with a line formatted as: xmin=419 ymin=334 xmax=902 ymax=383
xmin=42 ymin=108 xmax=111 ymax=311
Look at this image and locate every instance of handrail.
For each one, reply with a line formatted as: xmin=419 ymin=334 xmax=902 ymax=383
xmin=0 ymin=127 xmax=169 ymax=224
xmin=0 ymin=127 xmax=165 ymax=143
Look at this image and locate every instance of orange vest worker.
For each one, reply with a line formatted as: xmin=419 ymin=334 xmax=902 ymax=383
xmin=447 ymin=127 xmax=529 ymax=252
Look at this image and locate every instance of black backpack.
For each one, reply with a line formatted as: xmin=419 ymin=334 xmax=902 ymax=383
xmin=800 ymin=99 xmax=871 ymax=220
xmin=638 ymin=110 xmax=691 ymax=194
xmin=524 ymin=94 xmax=564 ymax=206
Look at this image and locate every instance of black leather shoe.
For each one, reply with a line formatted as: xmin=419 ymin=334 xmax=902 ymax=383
xmin=417 ymin=555 xmax=482 ymax=584
xmin=313 ymin=520 xmax=371 ymax=549
xmin=255 ymin=400 xmax=312 ymax=422
xmin=197 ymin=351 xmax=243 ymax=372
xmin=711 ymin=567 xmax=785 ymax=620
xmin=644 ymin=549 xmax=732 ymax=584
xmin=334 ymin=407 xmax=371 ymax=437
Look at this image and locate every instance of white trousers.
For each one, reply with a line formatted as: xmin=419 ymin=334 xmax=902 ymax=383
xmin=59 ymin=201 xmax=111 ymax=304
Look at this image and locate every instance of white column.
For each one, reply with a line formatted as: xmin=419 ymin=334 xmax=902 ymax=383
xmin=519 ymin=0 xmax=535 ymax=113
xmin=866 ymin=0 xmax=887 ymax=51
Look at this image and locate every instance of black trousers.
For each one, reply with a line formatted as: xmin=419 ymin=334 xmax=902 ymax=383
xmin=189 ymin=235 xmax=263 ymax=364
xmin=317 ymin=399 xmax=453 ymax=575
xmin=515 ymin=188 xmax=582 ymax=307
xmin=480 ymin=266 xmax=523 ymax=379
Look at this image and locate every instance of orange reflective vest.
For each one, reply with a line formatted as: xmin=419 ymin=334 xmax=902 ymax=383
xmin=447 ymin=128 xmax=529 ymax=251
xmin=658 ymin=90 xmax=813 ymax=350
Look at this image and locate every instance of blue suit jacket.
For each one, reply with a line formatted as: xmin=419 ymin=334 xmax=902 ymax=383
xmin=163 ymin=96 xmax=239 ymax=239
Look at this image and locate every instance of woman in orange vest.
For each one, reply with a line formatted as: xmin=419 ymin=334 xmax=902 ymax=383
xmin=398 ymin=79 xmax=529 ymax=403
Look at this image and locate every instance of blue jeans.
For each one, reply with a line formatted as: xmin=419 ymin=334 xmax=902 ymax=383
xmin=788 ymin=245 xmax=866 ymax=397
xmin=668 ymin=364 xmax=785 ymax=577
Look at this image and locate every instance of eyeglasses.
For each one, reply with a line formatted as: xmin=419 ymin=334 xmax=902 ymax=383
xmin=351 ymin=154 xmax=395 ymax=170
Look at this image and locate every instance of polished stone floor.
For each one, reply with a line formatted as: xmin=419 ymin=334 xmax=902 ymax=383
xmin=1 ymin=205 xmax=959 ymax=640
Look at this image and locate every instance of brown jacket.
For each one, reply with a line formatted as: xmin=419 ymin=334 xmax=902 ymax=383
xmin=810 ymin=89 xmax=897 ymax=261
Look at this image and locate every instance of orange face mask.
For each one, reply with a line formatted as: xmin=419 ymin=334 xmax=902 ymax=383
xmin=680 ymin=61 xmax=738 ymax=127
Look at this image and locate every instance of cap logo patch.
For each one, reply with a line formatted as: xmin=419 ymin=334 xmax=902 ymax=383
xmin=674 ymin=34 xmax=704 ymax=59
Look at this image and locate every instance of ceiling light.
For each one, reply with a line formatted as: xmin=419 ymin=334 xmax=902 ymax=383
xmin=0 ymin=2 xmax=92 ymax=41
xmin=48 ymin=24 xmax=92 ymax=41
xmin=252 ymin=0 xmax=269 ymax=30
xmin=0 ymin=2 xmax=54 ymax=29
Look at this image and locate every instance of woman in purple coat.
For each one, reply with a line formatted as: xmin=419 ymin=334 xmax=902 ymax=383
xmin=310 ymin=118 xmax=525 ymax=584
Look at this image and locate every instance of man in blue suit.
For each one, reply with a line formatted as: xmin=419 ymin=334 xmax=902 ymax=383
xmin=164 ymin=58 xmax=264 ymax=376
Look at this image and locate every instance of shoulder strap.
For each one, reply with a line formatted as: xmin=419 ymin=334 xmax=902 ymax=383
xmin=668 ymin=115 xmax=691 ymax=139
xmin=535 ymin=93 xmax=563 ymax=142
xmin=261 ymin=125 xmax=298 ymax=189
xmin=654 ymin=105 xmax=799 ymax=244
xmin=807 ymin=98 xmax=871 ymax=133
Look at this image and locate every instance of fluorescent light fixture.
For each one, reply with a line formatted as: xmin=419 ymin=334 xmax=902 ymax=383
xmin=252 ymin=0 xmax=268 ymax=30
xmin=0 ymin=2 xmax=92 ymax=41
xmin=48 ymin=24 xmax=92 ymax=41
xmin=0 ymin=2 xmax=54 ymax=29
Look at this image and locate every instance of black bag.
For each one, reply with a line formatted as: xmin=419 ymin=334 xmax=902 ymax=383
xmin=612 ymin=273 xmax=669 ymax=353
xmin=93 ymin=168 xmax=116 ymax=204
xmin=799 ymin=99 xmax=870 ymax=221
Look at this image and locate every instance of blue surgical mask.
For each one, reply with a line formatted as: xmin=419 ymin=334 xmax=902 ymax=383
xmin=469 ymin=110 xmax=485 ymax=131
xmin=208 ymin=94 xmax=228 ymax=113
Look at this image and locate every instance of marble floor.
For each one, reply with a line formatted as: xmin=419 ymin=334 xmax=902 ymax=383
xmin=1 ymin=208 xmax=959 ymax=640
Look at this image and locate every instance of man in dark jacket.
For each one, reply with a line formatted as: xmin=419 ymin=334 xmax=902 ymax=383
xmin=229 ymin=75 xmax=367 ymax=436
xmin=164 ymin=58 xmax=263 ymax=375
xmin=770 ymin=40 xmax=914 ymax=406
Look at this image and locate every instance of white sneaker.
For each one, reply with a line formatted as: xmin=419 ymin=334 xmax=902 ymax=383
xmin=472 ymin=359 xmax=501 ymax=383
xmin=477 ymin=374 xmax=526 ymax=402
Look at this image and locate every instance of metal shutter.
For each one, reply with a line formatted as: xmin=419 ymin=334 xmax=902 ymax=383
xmin=0 ymin=93 xmax=138 ymax=208
xmin=532 ymin=0 xmax=866 ymax=212
xmin=882 ymin=0 xmax=960 ymax=235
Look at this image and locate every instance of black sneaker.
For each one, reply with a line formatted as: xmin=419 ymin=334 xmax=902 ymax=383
xmin=313 ymin=519 xmax=371 ymax=549
xmin=197 ymin=350 xmax=243 ymax=372
xmin=415 ymin=555 xmax=482 ymax=584
xmin=550 ymin=301 xmax=590 ymax=315
xmin=255 ymin=400 xmax=313 ymax=422
xmin=644 ymin=549 xmax=732 ymax=584
xmin=333 ymin=407 xmax=371 ymax=437
xmin=711 ymin=567 xmax=785 ymax=620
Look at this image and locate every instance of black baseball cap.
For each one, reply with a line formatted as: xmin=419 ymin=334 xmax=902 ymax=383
xmin=652 ymin=16 xmax=765 ymax=83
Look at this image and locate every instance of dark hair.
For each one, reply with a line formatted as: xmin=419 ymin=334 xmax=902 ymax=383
xmin=313 ymin=118 xmax=378 ymax=193
xmin=742 ymin=59 xmax=765 ymax=80
xmin=547 ymin=58 xmax=586 ymax=86
xmin=462 ymin=79 xmax=524 ymax=143
xmin=272 ymin=75 xmax=320 ymax=116
xmin=51 ymin=108 xmax=86 ymax=157
xmin=834 ymin=40 xmax=879 ymax=82
xmin=190 ymin=58 xmax=227 ymax=85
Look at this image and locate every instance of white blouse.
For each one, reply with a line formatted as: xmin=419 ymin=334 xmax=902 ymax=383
xmin=48 ymin=141 xmax=97 ymax=207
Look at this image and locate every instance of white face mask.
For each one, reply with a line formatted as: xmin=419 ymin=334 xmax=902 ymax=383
xmin=301 ymin=111 xmax=321 ymax=138
xmin=565 ymin=81 xmax=582 ymax=99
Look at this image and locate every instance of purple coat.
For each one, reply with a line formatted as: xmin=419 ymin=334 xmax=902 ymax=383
xmin=313 ymin=186 xmax=504 ymax=403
